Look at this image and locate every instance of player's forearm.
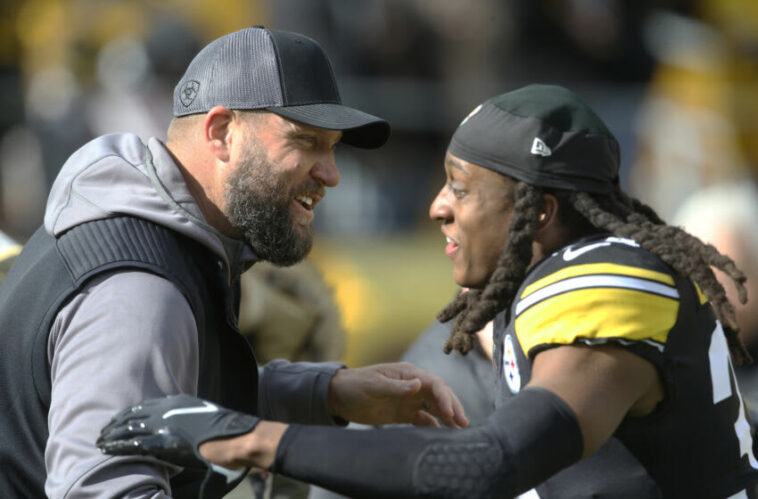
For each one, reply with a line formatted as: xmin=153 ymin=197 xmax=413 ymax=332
xmin=275 ymin=424 xmax=483 ymax=498
xmin=269 ymin=388 xmax=583 ymax=499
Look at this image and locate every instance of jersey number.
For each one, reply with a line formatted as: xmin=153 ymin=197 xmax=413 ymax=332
xmin=709 ymin=322 xmax=758 ymax=469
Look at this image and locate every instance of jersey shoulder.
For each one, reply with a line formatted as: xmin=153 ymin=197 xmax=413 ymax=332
xmin=529 ymin=235 xmax=673 ymax=281
xmin=513 ymin=235 xmax=683 ymax=358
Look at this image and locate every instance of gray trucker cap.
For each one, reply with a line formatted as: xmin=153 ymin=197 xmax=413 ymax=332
xmin=173 ymin=26 xmax=390 ymax=149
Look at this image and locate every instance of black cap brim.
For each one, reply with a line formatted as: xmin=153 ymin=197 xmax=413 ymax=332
xmin=268 ymin=103 xmax=390 ymax=149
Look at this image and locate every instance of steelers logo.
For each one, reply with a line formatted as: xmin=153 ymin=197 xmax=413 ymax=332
xmin=503 ymin=334 xmax=521 ymax=394
xmin=179 ymin=80 xmax=200 ymax=107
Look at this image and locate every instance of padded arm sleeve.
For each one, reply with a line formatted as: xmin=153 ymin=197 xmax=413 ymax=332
xmin=272 ymin=387 xmax=583 ymax=499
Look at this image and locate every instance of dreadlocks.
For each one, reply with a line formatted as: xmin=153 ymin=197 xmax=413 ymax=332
xmin=439 ymin=185 xmax=751 ymax=365
xmin=438 ymin=181 xmax=543 ymax=354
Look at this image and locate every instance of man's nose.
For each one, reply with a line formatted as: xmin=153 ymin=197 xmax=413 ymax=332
xmin=311 ymin=152 xmax=340 ymax=187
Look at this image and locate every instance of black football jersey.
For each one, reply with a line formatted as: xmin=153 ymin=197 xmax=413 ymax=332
xmin=493 ymin=235 xmax=758 ymax=498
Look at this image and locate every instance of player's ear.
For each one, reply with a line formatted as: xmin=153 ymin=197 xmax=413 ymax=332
xmin=536 ymin=192 xmax=559 ymax=231
xmin=203 ymin=106 xmax=235 ymax=162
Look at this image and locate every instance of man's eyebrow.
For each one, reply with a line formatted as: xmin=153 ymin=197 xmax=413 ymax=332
xmin=284 ymin=121 xmax=309 ymax=134
xmin=445 ymin=156 xmax=469 ymax=175
xmin=287 ymin=122 xmax=340 ymax=141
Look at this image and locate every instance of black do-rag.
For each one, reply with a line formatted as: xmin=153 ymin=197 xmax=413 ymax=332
xmin=448 ymin=84 xmax=620 ymax=193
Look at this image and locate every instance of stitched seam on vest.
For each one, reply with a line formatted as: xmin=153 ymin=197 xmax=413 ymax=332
xmin=56 ymin=217 xmax=207 ymax=323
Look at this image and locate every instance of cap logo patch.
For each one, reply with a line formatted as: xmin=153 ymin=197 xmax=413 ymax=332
xmin=460 ymin=104 xmax=482 ymax=126
xmin=179 ymin=80 xmax=200 ymax=107
xmin=531 ymin=137 xmax=552 ymax=157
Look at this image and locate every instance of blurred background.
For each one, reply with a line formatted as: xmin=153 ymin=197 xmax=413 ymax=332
xmin=1 ymin=0 xmax=758 ymax=367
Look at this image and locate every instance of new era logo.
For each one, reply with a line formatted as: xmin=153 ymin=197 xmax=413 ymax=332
xmin=531 ymin=137 xmax=551 ymax=157
xmin=460 ymin=104 xmax=483 ymax=126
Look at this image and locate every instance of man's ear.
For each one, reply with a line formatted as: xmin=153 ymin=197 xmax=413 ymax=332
xmin=203 ymin=106 xmax=235 ymax=162
xmin=536 ymin=192 xmax=560 ymax=232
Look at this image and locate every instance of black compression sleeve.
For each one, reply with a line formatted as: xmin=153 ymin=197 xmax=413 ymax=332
xmin=271 ymin=387 xmax=583 ymax=499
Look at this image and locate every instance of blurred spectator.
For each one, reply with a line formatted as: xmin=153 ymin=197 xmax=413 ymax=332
xmin=631 ymin=10 xmax=747 ymax=218
xmin=85 ymin=35 xmax=170 ymax=140
xmin=673 ymin=180 xmax=758 ymax=420
xmin=23 ymin=64 xmax=92 ymax=191
xmin=85 ymin=18 xmax=204 ymax=141
xmin=238 ymin=260 xmax=346 ymax=366
xmin=631 ymin=2 xmax=758 ymax=218
xmin=0 ymin=125 xmax=47 ymax=237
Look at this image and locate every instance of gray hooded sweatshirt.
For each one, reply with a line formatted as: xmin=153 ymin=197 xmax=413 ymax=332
xmin=41 ymin=133 xmax=343 ymax=498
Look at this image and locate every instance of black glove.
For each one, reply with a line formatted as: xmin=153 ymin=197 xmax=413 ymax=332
xmin=97 ymin=394 xmax=260 ymax=470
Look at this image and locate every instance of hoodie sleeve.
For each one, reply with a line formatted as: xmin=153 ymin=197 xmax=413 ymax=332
xmin=46 ymin=271 xmax=198 ymax=498
xmin=258 ymin=359 xmax=346 ymax=426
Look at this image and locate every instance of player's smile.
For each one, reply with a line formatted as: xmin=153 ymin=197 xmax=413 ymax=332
xmin=444 ymin=235 xmax=459 ymax=258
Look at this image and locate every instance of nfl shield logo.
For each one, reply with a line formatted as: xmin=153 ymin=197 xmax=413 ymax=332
xmin=503 ymin=334 xmax=521 ymax=393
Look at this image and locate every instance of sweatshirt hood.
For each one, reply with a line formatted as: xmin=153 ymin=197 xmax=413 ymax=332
xmin=44 ymin=133 xmax=256 ymax=279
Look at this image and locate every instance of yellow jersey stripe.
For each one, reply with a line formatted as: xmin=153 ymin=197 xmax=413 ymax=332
xmin=516 ymin=274 xmax=679 ymax=316
xmin=522 ymin=263 xmax=675 ymax=299
xmin=515 ymin=287 xmax=679 ymax=355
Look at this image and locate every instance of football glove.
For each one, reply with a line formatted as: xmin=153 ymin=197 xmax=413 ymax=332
xmin=97 ymin=393 xmax=259 ymax=470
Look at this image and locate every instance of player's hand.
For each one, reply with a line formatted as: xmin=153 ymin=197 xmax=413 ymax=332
xmin=199 ymin=420 xmax=288 ymax=470
xmin=327 ymin=362 xmax=469 ymax=428
xmin=96 ymin=394 xmax=260 ymax=470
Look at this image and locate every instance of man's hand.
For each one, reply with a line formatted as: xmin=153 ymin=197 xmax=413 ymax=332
xmin=327 ymin=362 xmax=468 ymax=428
xmin=96 ymin=394 xmax=260 ymax=470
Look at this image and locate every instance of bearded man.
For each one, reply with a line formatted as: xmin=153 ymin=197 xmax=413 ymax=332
xmin=0 ymin=27 xmax=467 ymax=499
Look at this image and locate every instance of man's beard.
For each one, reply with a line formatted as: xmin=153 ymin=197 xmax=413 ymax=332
xmin=225 ymin=149 xmax=313 ymax=266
